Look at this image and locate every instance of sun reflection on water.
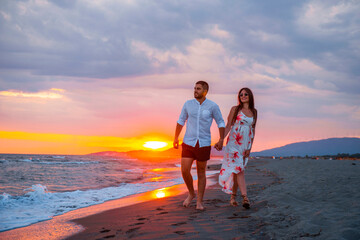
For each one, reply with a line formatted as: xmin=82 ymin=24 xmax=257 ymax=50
xmin=153 ymin=188 xmax=166 ymax=198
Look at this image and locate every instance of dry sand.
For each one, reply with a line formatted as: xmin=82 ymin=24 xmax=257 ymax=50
xmin=67 ymin=158 xmax=360 ymax=240
xmin=252 ymin=159 xmax=360 ymax=240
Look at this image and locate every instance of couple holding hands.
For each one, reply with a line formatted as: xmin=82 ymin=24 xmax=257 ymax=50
xmin=173 ymin=81 xmax=257 ymax=210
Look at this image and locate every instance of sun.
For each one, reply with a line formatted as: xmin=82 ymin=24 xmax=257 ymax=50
xmin=143 ymin=141 xmax=168 ymax=150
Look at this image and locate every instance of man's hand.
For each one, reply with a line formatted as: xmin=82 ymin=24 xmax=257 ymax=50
xmin=173 ymin=138 xmax=179 ymax=149
xmin=243 ymin=149 xmax=250 ymax=158
xmin=214 ymin=139 xmax=224 ymax=151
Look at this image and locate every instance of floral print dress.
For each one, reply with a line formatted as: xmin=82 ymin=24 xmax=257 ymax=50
xmin=219 ymin=111 xmax=254 ymax=194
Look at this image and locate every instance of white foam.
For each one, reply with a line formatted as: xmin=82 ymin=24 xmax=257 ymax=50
xmin=0 ymin=180 xmax=182 ymax=231
xmin=51 ymin=156 xmax=66 ymax=159
xmin=19 ymin=159 xmax=32 ymax=162
xmin=0 ymin=171 xmax=217 ymax=232
xmin=36 ymin=161 xmax=98 ymax=165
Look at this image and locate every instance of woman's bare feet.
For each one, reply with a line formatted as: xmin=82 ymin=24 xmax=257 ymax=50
xmin=183 ymin=194 xmax=195 ymax=207
xmin=230 ymin=194 xmax=238 ymax=206
xmin=196 ymin=201 xmax=205 ymax=210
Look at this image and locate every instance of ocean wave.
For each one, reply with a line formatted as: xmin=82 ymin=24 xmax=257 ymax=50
xmin=0 ymin=179 xmax=183 ymax=232
xmin=14 ymin=159 xmax=99 ymax=165
xmin=36 ymin=161 xmax=99 ymax=165
xmin=0 ymin=170 xmax=218 ymax=232
xmin=51 ymin=156 xmax=66 ymax=159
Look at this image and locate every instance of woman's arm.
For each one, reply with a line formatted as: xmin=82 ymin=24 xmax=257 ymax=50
xmin=249 ymin=109 xmax=257 ymax=151
xmin=224 ymin=106 xmax=237 ymax=138
xmin=245 ymin=109 xmax=257 ymax=156
xmin=214 ymin=106 xmax=237 ymax=150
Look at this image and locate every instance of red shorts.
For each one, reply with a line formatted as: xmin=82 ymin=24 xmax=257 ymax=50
xmin=181 ymin=142 xmax=211 ymax=161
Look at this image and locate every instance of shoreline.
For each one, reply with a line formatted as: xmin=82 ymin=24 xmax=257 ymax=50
xmin=66 ymin=159 xmax=278 ymax=239
xmin=0 ymin=161 xmax=223 ymax=240
xmin=3 ymin=158 xmax=358 ymax=239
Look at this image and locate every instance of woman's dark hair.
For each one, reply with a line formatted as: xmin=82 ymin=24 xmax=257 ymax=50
xmin=231 ymin=88 xmax=257 ymax=126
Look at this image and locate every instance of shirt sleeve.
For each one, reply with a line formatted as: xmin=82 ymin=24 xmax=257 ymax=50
xmin=177 ymin=102 xmax=188 ymax=126
xmin=213 ymin=104 xmax=225 ymax=128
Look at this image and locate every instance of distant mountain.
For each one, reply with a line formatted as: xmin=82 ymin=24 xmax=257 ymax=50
xmin=89 ymin=137 xmax=360 ymax=159
xmin=89 ymin=146 xmax=223 ymax=160
xmin=252 ymin=137 xmax=360 ymax=157
xmin=88 ymin=148 xmax=181 ymax=161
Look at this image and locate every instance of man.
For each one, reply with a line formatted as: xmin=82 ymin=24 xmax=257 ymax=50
xmin=174 ymin=81 xmax=225 ymax=210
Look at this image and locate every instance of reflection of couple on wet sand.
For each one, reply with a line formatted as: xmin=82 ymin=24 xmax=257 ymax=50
xmin=173 ymin=81 xmax=257 ymax=210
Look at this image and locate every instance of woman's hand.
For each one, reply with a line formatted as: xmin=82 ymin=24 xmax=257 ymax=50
xmin=243 ymin=149 xmax=250 ymax=158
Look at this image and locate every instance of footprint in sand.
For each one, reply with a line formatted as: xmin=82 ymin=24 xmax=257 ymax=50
xmin=99 ymin=229 xmax=111 ymax=233
xmin=156 ymin=207 xmax=164 ymax=211
xmin=129 ymin=222 xmax=145 ymax=226
xmin=126 ymin=227 xmax=141 ymax=234
xmin=102 ymin=235 xmax=115 ymax=239
xmin=137 ymin=217 xmax=149 ymax=221
xmin=174 ymin=231 xmax=186 ymax=235
xmin=157 ymin=211 xmax=168 ymax=215
xmin=227 ymin=215 xmax=251 ymax=219
xmin=171 ymin=222 xmax=187 ymax=226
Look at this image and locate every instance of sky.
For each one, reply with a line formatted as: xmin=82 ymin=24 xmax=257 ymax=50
xmin=0 ymin=0 xmax=359 ymax=154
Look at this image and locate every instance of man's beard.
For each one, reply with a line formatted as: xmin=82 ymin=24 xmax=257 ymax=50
xmin=194 ymin=93 xmax=203 ymax=99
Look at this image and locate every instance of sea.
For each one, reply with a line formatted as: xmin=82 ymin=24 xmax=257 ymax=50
xmin=0 ymin=154 xmax=220 ymax=232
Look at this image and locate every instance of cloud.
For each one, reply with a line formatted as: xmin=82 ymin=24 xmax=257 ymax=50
xmin=209 ymin=24 xmax=231 ymax=39
xmin=0 ymin=0 xmax=359 ymax=153
xmin=320 ymin=104 xmax=360 ymax=120
xmin=0 ymin=89 xmax=65 ymax=99
xmin=296 ymin=1 xmax=360 ymax=38
xmin=249 ymin=30 xmax=289 ymax=46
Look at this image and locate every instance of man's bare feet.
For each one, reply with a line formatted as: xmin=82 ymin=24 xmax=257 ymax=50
xmin=196 ymin=201 xmax=205 ymax=210
xmin=183 ymin=194 xmax=195 ymax=207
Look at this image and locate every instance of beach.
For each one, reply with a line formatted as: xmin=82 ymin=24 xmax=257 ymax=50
xmin=67 ymin=158 xmax=360 ymax=240
xmin=1 ymin=158 xmax=359 ymax=239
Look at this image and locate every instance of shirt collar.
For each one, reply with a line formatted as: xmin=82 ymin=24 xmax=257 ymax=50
xmin=194 ymin=98 xmax=207 ymax=105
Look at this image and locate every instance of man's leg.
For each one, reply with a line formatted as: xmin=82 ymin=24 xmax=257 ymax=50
xmin=181 ymin=157 xmax=195 ymax=207
xmin=196 ymin=160 xmax=207 ymax=210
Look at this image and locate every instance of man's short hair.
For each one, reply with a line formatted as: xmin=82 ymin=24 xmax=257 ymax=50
xmin=196 ymin=80 xmax=209 ymax=92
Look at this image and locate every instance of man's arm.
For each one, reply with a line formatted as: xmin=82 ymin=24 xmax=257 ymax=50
xmin=213 ymin=104 xmax=226 ymax=151
xmin=173 ymin=123 xmax=183 ymax=149
xmin=215 ymin=127 xmax=225 ymax=150
xmin=174 ymin=103 xmax=188 ymax=149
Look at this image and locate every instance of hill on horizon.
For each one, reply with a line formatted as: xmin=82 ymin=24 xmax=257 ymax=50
xmin=89 ymin=137 xmax=360 ymax=159
xmin=252 ymin=137 xmax=360 ymax=157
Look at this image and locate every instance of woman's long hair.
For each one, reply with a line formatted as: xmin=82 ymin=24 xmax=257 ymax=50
xmin=231 ymin=88 xmax=257 ymax=126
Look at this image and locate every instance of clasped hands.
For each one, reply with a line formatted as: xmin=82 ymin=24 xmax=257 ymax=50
xmin=214 ymin=139 xmax=224 ymax=151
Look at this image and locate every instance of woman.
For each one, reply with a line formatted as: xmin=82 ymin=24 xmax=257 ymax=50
xmin=217 ymin=87 xmax=257 ymax=209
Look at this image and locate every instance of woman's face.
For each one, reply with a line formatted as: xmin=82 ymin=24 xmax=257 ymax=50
xmin=239 ymin=89 xmax=249 ymax=103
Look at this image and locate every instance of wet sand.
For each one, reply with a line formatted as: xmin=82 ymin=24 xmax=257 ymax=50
xmin=67 ymin=159 xmax=278 ymax=239
xmin=67 ymin=158 xmax=360 ymax=240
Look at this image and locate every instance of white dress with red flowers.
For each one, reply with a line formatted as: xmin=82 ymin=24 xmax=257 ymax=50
xmin=219 ymin=111 xmax=254 ymax=194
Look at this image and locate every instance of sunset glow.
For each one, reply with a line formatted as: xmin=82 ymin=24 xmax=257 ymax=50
xmin=0 ymin=131 xmax=173 ymax=155
xmin=0 ymin=1 xmax=359 ymax=155
xmin=143 ymin=141 xmax=168 ymax=150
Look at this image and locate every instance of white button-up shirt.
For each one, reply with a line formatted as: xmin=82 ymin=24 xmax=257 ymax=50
xmin=177 ymin=98 xmax=225 ymax=147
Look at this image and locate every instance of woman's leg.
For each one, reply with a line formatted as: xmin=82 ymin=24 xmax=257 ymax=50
xmin=237 ymin=171 xmax=250 ymax=209
xmin=236 ymin=171 xmax=247 ymax=196
xmin=230 ymin=173 xmax=238 ymax=206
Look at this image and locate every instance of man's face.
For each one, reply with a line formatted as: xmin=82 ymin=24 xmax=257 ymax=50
xmin=194 ymin=84 xmax=207 ymax=99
